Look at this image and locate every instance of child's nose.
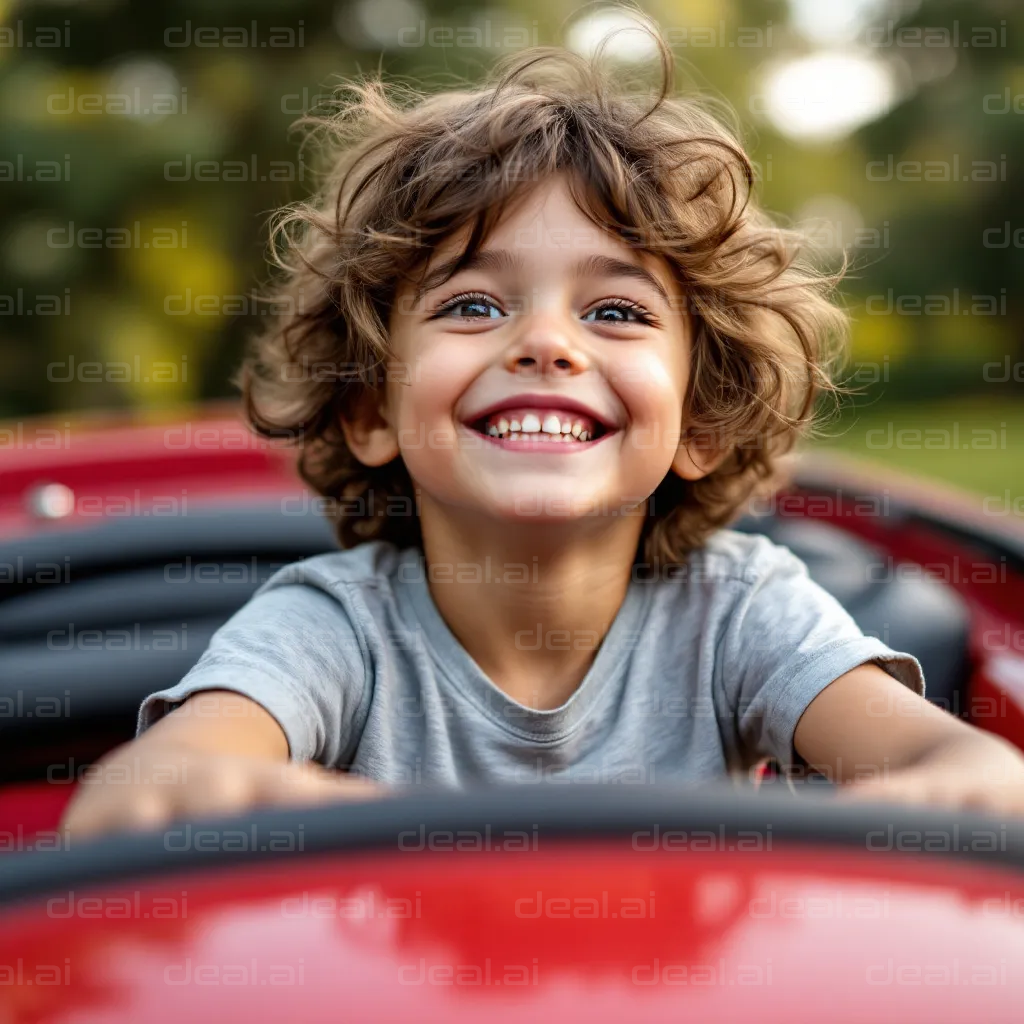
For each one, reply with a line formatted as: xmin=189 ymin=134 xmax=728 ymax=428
xmin=503 ymin=320 xmax=588 ymax=377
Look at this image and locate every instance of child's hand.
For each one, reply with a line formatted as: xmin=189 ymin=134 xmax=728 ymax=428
xmin=61 ymin=742 xmax=384 ymax=841
xmin=838 ymin=731 xmax=1024 ymax=818
xmin=797 ymin=665 xmax=1024 ymax=820
xmin=60 ymin=690 xmax=384 ymax=841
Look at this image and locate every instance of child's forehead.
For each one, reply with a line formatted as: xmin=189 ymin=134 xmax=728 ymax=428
xmin=418 ymin=175 xmax=678 ymax=291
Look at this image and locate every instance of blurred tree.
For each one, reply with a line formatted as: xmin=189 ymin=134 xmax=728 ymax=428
xmin=853 ymin=0 xmax=1024 ymax=399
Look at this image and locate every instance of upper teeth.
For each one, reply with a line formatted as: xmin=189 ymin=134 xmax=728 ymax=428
xmin=481 ymin=408 xmax=598 ymax=442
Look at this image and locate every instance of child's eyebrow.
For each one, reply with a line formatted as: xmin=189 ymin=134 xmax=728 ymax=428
xmin=575 ymin=254 xmax=670 ymax=304
xmin=412 ymin=249 xmax=670 ymax=304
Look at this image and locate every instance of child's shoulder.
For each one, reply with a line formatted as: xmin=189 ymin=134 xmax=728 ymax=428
xmin=674 ymin=527 xmax=806 ymax=586
xmin=258 ymin=540 xmax=418 ymax=597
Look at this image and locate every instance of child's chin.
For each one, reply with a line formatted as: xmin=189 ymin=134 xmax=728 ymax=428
xmin=478 ymin=482 xmax=629 ymax=522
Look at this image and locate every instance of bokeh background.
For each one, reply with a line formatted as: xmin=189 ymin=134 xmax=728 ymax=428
xmin=1 ymin=0 xmax=1021 ymax=500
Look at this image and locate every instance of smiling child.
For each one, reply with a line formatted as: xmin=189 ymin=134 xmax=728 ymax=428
xmin=65 ymin=38 xmax=1024 ymax=835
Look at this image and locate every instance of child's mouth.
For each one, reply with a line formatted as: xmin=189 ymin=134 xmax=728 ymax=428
xmin=468 ymin=407 xmax=609 ymax=447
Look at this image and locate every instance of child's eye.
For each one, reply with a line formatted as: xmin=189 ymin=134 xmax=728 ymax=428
xmin=581 ymin=300 xmax=655 ymax=325
xmin=431 ymin=292 xmax=505 ymax=320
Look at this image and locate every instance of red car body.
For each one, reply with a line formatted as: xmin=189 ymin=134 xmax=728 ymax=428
xmin=2 ymin=406 xmax=1024 ymax=1022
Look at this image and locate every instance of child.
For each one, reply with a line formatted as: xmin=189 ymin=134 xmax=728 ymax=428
xmin=65 ymin=38 xmax=1024 ymax=836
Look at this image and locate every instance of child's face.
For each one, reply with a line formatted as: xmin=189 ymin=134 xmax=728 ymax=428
xmin=350 ymin=174 xmax=711 ymax=532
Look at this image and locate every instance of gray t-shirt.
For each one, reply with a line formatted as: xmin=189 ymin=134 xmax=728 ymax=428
xmin=138 ymin=530 xmax=924 ymax=785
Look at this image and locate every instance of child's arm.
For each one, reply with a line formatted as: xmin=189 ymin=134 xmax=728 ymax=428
xmin=794 ymin=663 xmax=1024 ymax=815
xmin=61 ymin=691 xmax=381 ymax=839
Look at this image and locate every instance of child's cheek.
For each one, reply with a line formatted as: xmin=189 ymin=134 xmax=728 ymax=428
xmin=394 ymin=359 xmax=471 ymax=460
xmin=612 ymin=352 xmax=686 ymax=434
xmin=415 ymin=337 xmax=480 ymax=401
xmin=402 ymin=360 xmax=459 ymax=425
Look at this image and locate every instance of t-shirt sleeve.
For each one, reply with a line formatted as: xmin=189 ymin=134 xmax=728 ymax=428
xmin=136 ymin=582 xmax=369 ymax=765
xmin=718 ymin=539 xmax=925 ymax=774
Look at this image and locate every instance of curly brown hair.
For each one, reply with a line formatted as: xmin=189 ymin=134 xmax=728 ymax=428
xmin=239 ymin=33 xmax=847 ymax=567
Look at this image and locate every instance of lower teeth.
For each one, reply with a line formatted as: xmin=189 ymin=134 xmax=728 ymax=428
xmin=489 ymin=431 xmax=590 ymax=442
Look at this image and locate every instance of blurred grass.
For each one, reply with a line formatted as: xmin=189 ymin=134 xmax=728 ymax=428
xmin=811 ymin=396 xmax=1024 ymax=503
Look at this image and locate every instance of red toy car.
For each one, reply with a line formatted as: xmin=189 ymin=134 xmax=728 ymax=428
xmin=2 ymin=406 xmax=1024 ymax=1021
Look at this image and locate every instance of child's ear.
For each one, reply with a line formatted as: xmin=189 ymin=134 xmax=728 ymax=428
xmin=671 ymin=428 xmax=732 ymax=481
xmin=340 ymin=390 xmax=400 ymax=467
